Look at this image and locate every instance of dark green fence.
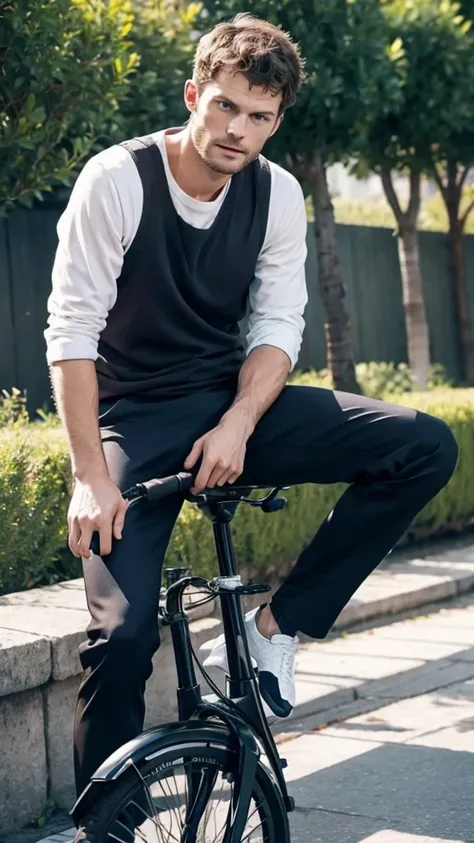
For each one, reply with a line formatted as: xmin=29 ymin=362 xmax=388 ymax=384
xmin=1 ymin=196 xmax=473 ymax=413
xmin=298 ymin=223 xmax=473 ymax=382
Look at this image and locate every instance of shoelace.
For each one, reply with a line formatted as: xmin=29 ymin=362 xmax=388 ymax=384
xmin=280 ymin=641 xmax=298 ymax=682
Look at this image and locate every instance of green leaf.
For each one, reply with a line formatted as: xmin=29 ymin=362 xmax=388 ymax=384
xmin=389 ymin=35 xmax=404 ymax=57
xmin=0 ymin=0 xmax=141 ymax=211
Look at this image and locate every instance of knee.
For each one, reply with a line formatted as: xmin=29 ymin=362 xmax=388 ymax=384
xmin=111 ymin=629 xmax=160 ymax=683
xmin=83 ymin=621 xmax=160 ymax=679
xmin=418 ymin=413 xmax=459 ymax=486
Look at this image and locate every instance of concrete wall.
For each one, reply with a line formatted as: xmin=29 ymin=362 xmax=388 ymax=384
xmin=0 ymin=579 xmax=222 ymax=835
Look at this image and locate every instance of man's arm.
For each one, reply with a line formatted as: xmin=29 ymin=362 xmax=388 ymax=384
xmin=45 ymin=155 xmax=134 ymax=556
xmin=49 ymin=359 xmax=107 ymax=482
xmin=185 ymin=172 xmax=308 ymax=491
xmin=219 ymin=344 xmax=291 ymax=438
xmin=245 ymin=171 xmax=308 ymax=372
xmin=49 ymin=358 xmax=130 ymax=558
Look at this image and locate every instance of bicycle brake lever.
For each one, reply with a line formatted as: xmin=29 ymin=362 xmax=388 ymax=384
xmin=261 ymin=497 xmax=287 ymax=513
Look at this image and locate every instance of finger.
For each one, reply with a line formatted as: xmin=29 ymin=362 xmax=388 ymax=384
xmin=225 ymin=469 xmax=242 ymax=485
xmin=193 ymin=457 xmax=216 ymax=493
xmin=78 ymin=523 xmax=94 ymax=559
xmin=184 ymin=437 xmax=205 ymax=470
xmin=113 ymin=499 xmax=128 ymax=540
xmin=208 ymin=463 xmax=230 ymax=488
xmin=68 ymin=520 xmax=82 ymax=558
xmin=99 ymin=524 xmax=113 ymax=557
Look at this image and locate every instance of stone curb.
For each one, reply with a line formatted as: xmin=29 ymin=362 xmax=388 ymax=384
xmin=332 ymin=568 xmax=474 ymax=631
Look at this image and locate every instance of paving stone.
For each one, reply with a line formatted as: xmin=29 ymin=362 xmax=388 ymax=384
xmin=359 ymin=658 xmax=474 ymax=700
xmin=322 ymin=680 xmax=474 ymax=745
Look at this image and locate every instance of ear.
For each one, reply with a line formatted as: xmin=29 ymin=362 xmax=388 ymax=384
xmin=184 ymin=79 xmax=198 ymax=113
xmin=269 ymin=112 xmax=284 ymax=138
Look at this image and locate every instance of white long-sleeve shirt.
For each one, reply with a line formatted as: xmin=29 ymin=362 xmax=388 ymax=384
xmin=44 ymin=130 xmax=308 ymax=371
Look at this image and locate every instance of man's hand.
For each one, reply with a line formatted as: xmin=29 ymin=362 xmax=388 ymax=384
xmin=68 ymin=474 xmax=129 ymax=558
xmin=184 ymin=416 xmax=251 ymax=493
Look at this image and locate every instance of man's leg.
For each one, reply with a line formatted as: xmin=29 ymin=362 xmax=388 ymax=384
xmin=241 ymin=384 xmax=458 ymax=640
xmin=206 ymin=384 xmax=458 ymax=716
xmin=74 ymin=389 xmax=234 ymax=799
xmin=74 ymin=491 xmax=182 ymax=797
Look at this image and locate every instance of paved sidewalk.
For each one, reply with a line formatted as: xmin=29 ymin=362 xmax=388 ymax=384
xmin=281 ymin=670 xmax=474 ymax=842
xmin=277 ymin=602 xmax=474 ymax=842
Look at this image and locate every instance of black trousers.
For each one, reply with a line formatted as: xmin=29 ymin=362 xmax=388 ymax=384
xmin=74 ymin=384 xmax=458 ymax=797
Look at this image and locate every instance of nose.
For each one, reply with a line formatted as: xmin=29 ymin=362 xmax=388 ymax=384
xmin=226 ymin=113 xmax=246 ymax=139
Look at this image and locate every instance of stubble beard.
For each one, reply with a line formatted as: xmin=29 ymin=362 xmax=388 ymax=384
xmin=192 ymin=122 xmax=255 ymax=175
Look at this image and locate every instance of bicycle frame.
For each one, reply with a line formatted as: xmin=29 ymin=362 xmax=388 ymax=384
xmin=164 ymin=492 xmax=295 ymax=819
xmin=70 ymin=480 xmax=294 ymax=842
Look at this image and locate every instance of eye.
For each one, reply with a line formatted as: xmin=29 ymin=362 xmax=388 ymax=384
xmin=253 ymin=114 xmax=269 ymax=123
xmin=218 ymin=100 xmax=232 ymax=111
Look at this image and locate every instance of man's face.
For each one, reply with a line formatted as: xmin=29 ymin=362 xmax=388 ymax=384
xmin=185 ymin=67 xmax=283 ymax=175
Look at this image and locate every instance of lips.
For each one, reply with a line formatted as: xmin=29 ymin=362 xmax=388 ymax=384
xmin=216 ymin=144 xmax=245 ymax=154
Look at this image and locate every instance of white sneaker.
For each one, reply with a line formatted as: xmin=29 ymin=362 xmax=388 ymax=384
xmin=200 ymin=607 xmax=298 ymax=719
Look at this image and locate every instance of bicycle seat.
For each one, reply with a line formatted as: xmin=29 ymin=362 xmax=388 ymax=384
xmin=186 ymin=484 xmax=290 ymax=515
xmin=186 ymin=485 xmax=255 ymax=504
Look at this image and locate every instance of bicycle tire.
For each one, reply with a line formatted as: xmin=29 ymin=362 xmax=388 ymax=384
xmin=76 ymin=731 xmax=290 ymax=842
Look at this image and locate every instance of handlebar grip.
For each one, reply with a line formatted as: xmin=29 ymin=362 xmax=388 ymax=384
xmin=88 ymin=473 xmax=194 ymax=556
xmin=140 ymin=471 xmax=194 ymax=501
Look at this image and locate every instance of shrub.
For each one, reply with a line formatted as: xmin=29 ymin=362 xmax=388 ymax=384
xmin=0 ymin=375 xmax=471 ymax=595
xmin=0 ymin=0 xmax=139 ymax=214
xmin=291 ymin=361 xmax=454 ymax=397
xmin=110 ymin=0 xmax=201 ymax=142
xmin=0 ymin=426 xmax=75 ymax=594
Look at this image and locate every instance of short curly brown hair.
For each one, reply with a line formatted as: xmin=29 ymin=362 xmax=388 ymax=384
xmin=193 ymin=13 xmax=306 ymax=114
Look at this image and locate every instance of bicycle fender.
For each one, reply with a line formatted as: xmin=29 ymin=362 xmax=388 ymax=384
xmin=70 ymin=719 xmax=230 ymax=824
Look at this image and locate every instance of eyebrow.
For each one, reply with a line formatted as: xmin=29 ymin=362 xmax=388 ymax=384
xmin=215 ymin=95 xmax=277 ymax=117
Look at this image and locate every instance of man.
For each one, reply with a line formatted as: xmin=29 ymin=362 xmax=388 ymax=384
xmin=45 ymin=10 xmax=458 ymax=822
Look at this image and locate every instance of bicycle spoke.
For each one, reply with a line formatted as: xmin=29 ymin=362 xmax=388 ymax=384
xmin=160 ymin=768 xmax=183 ymax=833
xmin=128 ymin=778 xmax=180 ymax=843
xmin=107 ymin=835 xmax=132 ymax=843
xmin=154 ymin=776 xmax=183 ymax=842
xmin=171 ymin=767 xmax=186 ymax=831
xmin=209 ymin=798 xmax=231 ymax=843
xmin=127 ymin=798 xmax=165 ymax=843
xmin=240 ymin=814 xmax=267 ymax=843
xmin=105 ymin=754 xmax=272 ymax=843
xmin=133 ymin=824 xmax=149 ymax=842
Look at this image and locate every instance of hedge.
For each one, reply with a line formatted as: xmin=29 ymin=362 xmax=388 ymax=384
xmin=1 ymin=383 xmax=473 ymax=596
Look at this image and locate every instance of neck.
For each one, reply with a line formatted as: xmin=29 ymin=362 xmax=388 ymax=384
xmin=164 ymin=125 xmax=231 ymax=202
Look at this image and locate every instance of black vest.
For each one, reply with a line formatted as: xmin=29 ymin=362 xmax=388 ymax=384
xmin=95 ymin=134 xmax=271 ymax=400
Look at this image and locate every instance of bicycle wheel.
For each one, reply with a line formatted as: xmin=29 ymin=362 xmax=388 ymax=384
xmin=77 ymin=733 xmax=290 ymax=842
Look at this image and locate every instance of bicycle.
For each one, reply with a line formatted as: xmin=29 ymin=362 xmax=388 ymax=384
xmin=71 ymin=471 xmax=296 ymax=843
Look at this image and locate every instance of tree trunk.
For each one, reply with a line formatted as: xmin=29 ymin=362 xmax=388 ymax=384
xmin=381 ymin=167 xmax=430 ymax=390
xmin=447 ymin=209 xmax=474 ymax=384
xmin=397 ymin=223 xmax=430 ymax=390
xmin=310 ymin=150 xmax=360 ymax=394
xmin=439 ymin=164 xmax=474 ymax=385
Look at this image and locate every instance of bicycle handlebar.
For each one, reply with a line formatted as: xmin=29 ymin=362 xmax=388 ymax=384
xmin=89 ymin=472 xmax=286 ymax=556
xmin=122 ymin=471 xmax=194 ymax=502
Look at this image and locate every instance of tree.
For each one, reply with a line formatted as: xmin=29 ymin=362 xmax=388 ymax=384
xmin=427 ymin=6 xmax=474 ymax=384
xmin=361 ymin=0 xmax=473 ymax=389
xmin=200 ymin=0 xmax=397 ymax=393
xmin=0 ymin=0 xmax=139 ymax=214
xmin=111 ymin=0 xmax=202 ymax=141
